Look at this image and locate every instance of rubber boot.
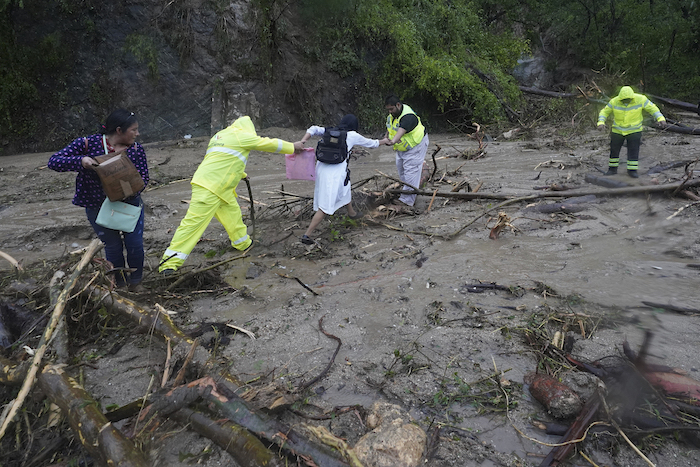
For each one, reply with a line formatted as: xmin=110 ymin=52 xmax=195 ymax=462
xmin=605 ymin=167 xmax=618 ymax=175
xmin=627 ymin=169 xmax=639 ymax=178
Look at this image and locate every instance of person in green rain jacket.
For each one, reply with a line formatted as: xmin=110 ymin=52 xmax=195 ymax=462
xmin=597 ymin=86 xmax=667 ymax=178
xmin=160 ymin=116 xmax=303 ymax=273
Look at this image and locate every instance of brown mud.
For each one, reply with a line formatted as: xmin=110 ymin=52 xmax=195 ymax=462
xmin=2 ymin=123 xmax=700 ymax=466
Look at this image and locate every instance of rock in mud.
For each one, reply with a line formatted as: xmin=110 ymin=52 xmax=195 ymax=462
xmin=524 ymin=372 xmax=583 ymax=419
xmin=353 ymin=401 xmax=426 ymax=467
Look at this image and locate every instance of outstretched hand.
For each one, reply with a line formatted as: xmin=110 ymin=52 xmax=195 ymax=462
xmin=379 ymin=138 xmax=392 ymax=146
xmin=293 ymin=141 xmax=305 ymax=153
xmin=596 ymin=125 xmax=606 ymax=132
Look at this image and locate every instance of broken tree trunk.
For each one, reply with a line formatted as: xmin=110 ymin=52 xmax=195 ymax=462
xmin=647 ymin=94 xmax=700 ymax=113
xmin=203 ymin=378 xmax=351 ymax=467
xmin=83 ymin=286 xmax=194 ymax=345
xmin=661 ymin=124 xmax=700 ymax=135
xmin=0 ymin=356 xmax=31 ymax=385
xmin=170 ymin=408 xmax=285 ymax=467
xmin=0 ymin=238 xmax=103 ymax=441
xmin=37 ymin=364 xmax=149 ymax=467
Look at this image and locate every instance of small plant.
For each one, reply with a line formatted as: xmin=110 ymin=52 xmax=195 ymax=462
xmin=124 ymin=34 xmax=159 ymax=81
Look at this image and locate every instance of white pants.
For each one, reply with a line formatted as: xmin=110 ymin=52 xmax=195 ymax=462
xmin=395 ymin=135 xmax=429 ymax=206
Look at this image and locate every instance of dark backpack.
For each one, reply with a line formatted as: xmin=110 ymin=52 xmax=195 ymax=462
xmin=315 ymin=127 xmax=348 ymax=164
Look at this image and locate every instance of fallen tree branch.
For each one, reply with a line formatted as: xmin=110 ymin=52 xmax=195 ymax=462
xmin=275 ymin=272 xmax=319 ymax=296
xmin=387 ymin=177 xmax=700 ymax=202
xmin=642 ymin=301 xmax=700 ymax=315
xmin=0 ymin=250 xmax=22 ymax=270
xmin=170 ymin=407 xmax=285 ymax=467
xmin=83 ymin=287 xmax=195 ymax=345
xmin=144 ymin=377 xmax=351 ymax=467
xmin=297 ymin=315 xmax=342 ymax=392
xmin=37 ymin=364 xmax=149 ymax=467
xmin=0 ymin=239 xmax=102 ymax=441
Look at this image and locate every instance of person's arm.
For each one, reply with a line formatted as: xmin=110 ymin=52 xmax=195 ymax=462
xmin=644 ymin=99 xmax=666 ymax=126
xmin=348 ymin=132 xmax=380 ymax=149
xmin=300 ymin=132 xmax=312 ymax=145
xmin=300 ymin=126 xmax=324 ymax=145
xmin=388 ymin=127 xmax=407 ymax=145
xmin=597 ymin=101 xmax=613 ymax=129
xmin=48 ymin=137 xmax=93 ymax=172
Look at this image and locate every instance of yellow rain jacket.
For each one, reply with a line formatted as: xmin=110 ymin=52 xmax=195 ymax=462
xmin=386 ymin=104 xmax=426 ymax=151
xmin=598 ymin=86 xmax=665 ymax=136
xmin=191 ymin=116 xmax=295 ymax=203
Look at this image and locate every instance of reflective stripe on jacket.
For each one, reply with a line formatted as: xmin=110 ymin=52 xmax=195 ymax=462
xmin=386 ymin=104 xmax=426 ymax=151
xmin=191 ymin=116 xmax=294 ymax=204
xmin=598 ymin=90 xmax=665 ymax=136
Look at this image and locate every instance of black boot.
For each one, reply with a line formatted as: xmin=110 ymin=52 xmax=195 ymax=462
xmin=605 ymin=167 xmax=618 ymax=175
xmin=628 ymin=169 xmax=639 ymax=178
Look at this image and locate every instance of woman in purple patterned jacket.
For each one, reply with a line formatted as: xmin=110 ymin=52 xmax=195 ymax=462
xmin=48 ymin=109 xmax=149 ymax=292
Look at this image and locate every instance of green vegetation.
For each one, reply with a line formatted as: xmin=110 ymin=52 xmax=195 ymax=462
xmin=1 ymin=0 xmax=698 ymax=152
xmin=124 ymin=34 xmax=160 ymax=81
xmin=300 ymin=0 xmax=528 ymax=128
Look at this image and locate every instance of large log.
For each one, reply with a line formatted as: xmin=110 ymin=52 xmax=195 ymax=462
xmin=647 ymin=94 xmax=700 ymax=113
xmin=37 ymin=364 xmax=149 ymax=467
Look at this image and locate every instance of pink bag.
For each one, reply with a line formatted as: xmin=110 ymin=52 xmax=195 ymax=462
xmin=285 ymin=147 xmax=316 ymax=181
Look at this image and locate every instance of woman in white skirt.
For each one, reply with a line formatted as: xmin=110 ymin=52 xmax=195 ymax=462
xmin=299 ymin=114 xmax=389 ymax=244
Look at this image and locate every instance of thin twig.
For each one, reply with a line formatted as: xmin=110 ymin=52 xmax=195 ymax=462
xmin=297 ymin=315 xmax=342 ymax=392
xmin=275 ymin=272 xmax=319 ymax=296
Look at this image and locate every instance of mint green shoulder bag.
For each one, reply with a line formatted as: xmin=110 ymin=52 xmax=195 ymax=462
xmin=95 ymin=199 xmax=142 ymax=233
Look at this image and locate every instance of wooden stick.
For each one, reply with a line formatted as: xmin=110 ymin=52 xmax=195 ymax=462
xmin=0 ymin=238 xmax=102 ymax=441
xmin=0 ymin=250 xmax=22 ymax=270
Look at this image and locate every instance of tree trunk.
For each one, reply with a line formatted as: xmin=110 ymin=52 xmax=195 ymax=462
xmin=37 ymin=364 xmax=150 ymax=467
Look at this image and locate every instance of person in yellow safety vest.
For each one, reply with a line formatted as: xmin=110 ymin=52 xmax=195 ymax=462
xmin=159 ymin=116 xmax=303 ymax=274
xmin=597 ymin=86 xmax=668 ymax=178
xmin=384 ymin=94 xmax=429 ymax=209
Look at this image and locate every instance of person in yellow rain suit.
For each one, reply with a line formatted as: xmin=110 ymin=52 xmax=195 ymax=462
xmin=597 ymin=86 xmax=667 ymax=178
xmin=159 ymin=116 xmax=303 ymax=274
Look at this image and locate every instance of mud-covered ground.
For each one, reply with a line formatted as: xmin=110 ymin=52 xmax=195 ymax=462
xmin=2 ymin=117 xmax=700 ymax=466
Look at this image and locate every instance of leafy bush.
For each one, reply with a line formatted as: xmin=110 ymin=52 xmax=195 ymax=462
xmin=299 ymin=0 xmax=528 ymax=128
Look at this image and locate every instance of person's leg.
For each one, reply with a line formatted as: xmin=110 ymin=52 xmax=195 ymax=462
xmin=122 ymin=205 xmax=145 ymax=285
xmin=86 ymin=207 xmax=127 ymax=286
xmin=607 ymin=133 xmax=624 ymax=174
xmin=398 ymin=135 xmax=429 ymax=206
xmin=345 ymin=202 xmax=357 ymax=218
xmin=213 ymin=197 xmax=252 ymax=251
xmin=160 ymin=185 xmax=222 ymax=272
xmin=625 ymin=132 xmax=642 ymax=176
xmin=304 ymin=210 xmax=327 ymax=238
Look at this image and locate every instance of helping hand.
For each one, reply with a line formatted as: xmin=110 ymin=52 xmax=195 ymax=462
xmin=293 ymin=141 xmax=304 ymax=153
